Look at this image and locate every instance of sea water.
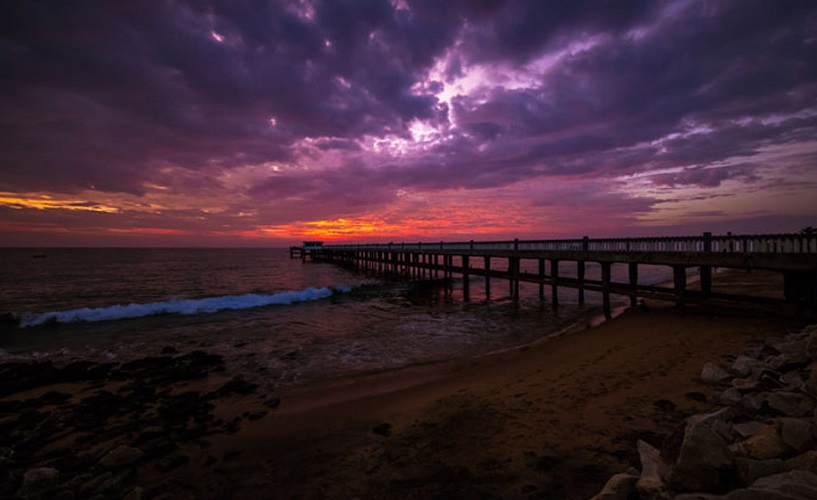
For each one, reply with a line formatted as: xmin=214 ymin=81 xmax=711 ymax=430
xmin=0 ymin=248 xmax=672 ymax=389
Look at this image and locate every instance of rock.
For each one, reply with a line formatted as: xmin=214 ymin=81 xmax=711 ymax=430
xmin=690 ymin=407 xmax=737 ymax=425
xmin=78 ymin=472 xmax=120 ymax=497
xmin=775 ymin=418 xmax=815 ymax=454
xmin=731 ymin=356 xmax=758 ymax=377
xmin=740 ymin=393 xmax=767 ymax=412
xmin=734 ymin=457 xmax=789 ymax=487
xmin=690 ymin=407 xmax=737 ymax=442
xmin=800 ymin=370 xmax=817 ymax=397
xmin=20 ymin=467 xmax=60 ymax=495
xmin=766 ymin=391 xmax=815 ymax=418
xmin=702 ymin=363 xmax=732 ymax=384
xmin=590 ymin=472 xmax=639 ymax=500
xmin=660 ymin=419 xmax=735 ymax=492
xmin=636 ymin=440 xmax=669 ymax=499
xmin=744 ymin=346 xmax=765 ymax=359
xmin=732 ymin=378 xmax=760 ymax=391
xmin=720 ymin=388 xmax=743 ymax=404
xmin=755 ymin=369 xmax=787 ymax=390
xmin=805 ymin=325 xmax=817 ymax=360
xmin=98 ymin=445 xmax=143 ymax=468
xmin=780 ymin=372 xmax=804 ymax=390
xmin=0 ymin=361 xmax=62 ymax=397
xmin=770 ymin=339 xmax=811 ymax=368
xmin=122 ymin=487 xmax=144 ymax=500
xmin=731 ymin=426 xmax=788 ymax=460
xmin=725 ymin=470 xmax=817 ymax=499
xmin=733 ymin=422 xmax=769 ymax=440
xmin=673 ymin=494 xmax=724 ymax=499
xmin=787 ymin=450 xmax=817 ymax=474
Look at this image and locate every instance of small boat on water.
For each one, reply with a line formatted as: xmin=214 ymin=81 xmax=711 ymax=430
xmin=32 ymin=253 xmax=47 ymax=259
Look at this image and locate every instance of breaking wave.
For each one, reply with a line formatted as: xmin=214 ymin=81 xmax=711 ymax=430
xmin=18 ymin=285 xmax=352 ymax=328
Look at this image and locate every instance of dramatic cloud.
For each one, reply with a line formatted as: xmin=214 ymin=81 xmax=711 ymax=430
xmin=1 ymin=0 xmax=816 ymax=245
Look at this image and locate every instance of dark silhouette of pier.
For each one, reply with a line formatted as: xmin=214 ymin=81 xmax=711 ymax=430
xmin=296 ymin=232 xmax=817 ymax=317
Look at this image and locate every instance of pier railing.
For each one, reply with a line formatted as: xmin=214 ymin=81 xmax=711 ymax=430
xmin=319 ymin=232 xmax=817 ymax=254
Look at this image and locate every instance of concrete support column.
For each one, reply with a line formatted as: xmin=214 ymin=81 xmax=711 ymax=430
xmin=462 ymin=255 xmax=470 ymax=302
xmin=602 ymin=262 xmax=612 ymax=319
xmin=484 ymin=256 xmax=491 ymax=300
xmin=673 ymin=265 xmax=687 ymax=308
xmin=577 ymin=261 xmax=586 ymax=305
xmin=628 ymin=262 xmax=639 ymax=307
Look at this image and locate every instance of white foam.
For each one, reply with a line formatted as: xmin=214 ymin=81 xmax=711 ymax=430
xmin=19 ymin=286 xmax=350 ymax=328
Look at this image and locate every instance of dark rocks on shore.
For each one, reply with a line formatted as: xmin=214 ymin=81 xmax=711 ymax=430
xmin=0 ymin=349 xmax=281 ymax=498
xmin=593 ymin=323 xmax=817 ymax=500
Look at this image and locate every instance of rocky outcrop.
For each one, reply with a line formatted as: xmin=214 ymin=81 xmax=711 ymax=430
xmin=593 ymin=323 xmax=817 ymax=499
xmin=0 ymin=350 xmax=278 ymax=499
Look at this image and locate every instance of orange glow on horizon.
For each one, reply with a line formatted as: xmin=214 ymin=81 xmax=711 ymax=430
xmin=107 ymin=227 xmax=191 ymax=236
xmin=0 ymin=192 xmax=120 ymax=213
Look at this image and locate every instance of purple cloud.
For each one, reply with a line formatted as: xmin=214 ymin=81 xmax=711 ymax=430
xmin=1 ymin=0 xmax=816 ymax=243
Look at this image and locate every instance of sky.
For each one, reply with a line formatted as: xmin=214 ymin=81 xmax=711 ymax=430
xmin=1 ymin=0 xmax=816 ymax=247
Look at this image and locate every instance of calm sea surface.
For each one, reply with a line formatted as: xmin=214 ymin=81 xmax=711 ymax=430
xmin=0 ymin=248 xmax=672 ymax=390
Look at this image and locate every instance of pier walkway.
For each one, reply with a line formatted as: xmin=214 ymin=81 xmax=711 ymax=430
xmin=299 ymin=232 xmax=817 ymax=317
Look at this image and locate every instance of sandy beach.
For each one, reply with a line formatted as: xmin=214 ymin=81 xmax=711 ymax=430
xmin=1 ymin=271 xmax=811 ymax=499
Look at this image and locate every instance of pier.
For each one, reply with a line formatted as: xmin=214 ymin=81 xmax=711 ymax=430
xmin=297 ymin=232 xmax=817 ymax=318
xmin=289 ymin=240 xmax=324 ymax=261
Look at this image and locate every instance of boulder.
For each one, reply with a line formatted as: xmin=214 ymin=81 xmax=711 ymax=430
xmin=725 ymin=470 xmax=817 ymax=499
xmin=766 ymin=391 xmax=815 ymax=418
xmin=779 ymin=372 xmax=804 ymax=390
xmin=800 ymin=370 xmax=817 ymax=398
xmin=98 ymin=445 xmax=143 ymax=468
xmin=123 ymin=487 xmax=145 ymax=500
xmin=720 ymin=388 xmax=743 ymax=404
xmin=774 ymin=418 xmax=815 ymax=454
xmin=636 ymin=440 xmax=670 ymax=499
xmin=787 ymin=450 xmax=817 ymax=474
xmin=733 ymin=421 xmax=769 ymax=440
xmin=660 ymin=419 xmax=735 ymax=492
xmin=744 ymin=346 xmax=765 ymax=359
xmin=673 ymin=495 xmax=724 ymax=499
xmin=20 ymin=467 xmax=60 ymax=495
xmin=702 ymin=363 xmax=732 ymax=384
xmin=590 ymin=472 xmax=639 ymax=500
xmin=769 ymin=339 xmax=810 ymax=368
xmin=740 ymin=393 xmax=767 ymax=412
xmin=731 ymin=356 xmax=758 ymax=377
xmin=732 ymin=378 xmax=760 ymax=392
xmin=734 ymin=457 xmax=789 ymax=487
xmin=731 ymin=426 xmax=788 ymax=460
xmin=805 ymin=325 xmax=817 ymax=360
xmin=690 ymin=407 xmax=737 ymax=442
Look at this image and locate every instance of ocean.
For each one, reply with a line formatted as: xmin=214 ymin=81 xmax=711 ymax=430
xmin=0 ymin=248 xmax=673 ymax=391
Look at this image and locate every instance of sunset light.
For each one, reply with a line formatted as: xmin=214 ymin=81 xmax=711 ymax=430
xmin=1 ymin=1 xmax=815 ymax=246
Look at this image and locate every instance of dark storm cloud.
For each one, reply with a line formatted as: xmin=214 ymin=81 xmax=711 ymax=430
xmin=385 ymin=0 xmax=817 ymax=192
xmin=459 ymin=0 xmax=657 ymax=64
xmin=651 ymin=164 xmax=760 ymax=188
xmin=1 ymin=0 xmax=816 ymax=222
xmin=0 ymin=0 xmax=459 ymax=194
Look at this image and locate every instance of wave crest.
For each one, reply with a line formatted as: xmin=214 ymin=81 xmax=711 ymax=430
xmin=19 ymin=285 xmax=352 ymax=328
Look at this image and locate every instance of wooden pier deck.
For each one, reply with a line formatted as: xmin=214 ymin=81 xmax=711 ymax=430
xmin=296 ymin=232 xmax=817 ymax=317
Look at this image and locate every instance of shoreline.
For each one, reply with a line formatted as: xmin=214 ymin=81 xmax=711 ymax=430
xmin=1 ymin=270 xmax=812 ymax=498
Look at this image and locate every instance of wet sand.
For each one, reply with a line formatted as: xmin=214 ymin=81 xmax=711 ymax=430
xmin=1 ymin=270 xmax=811 ymax=499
